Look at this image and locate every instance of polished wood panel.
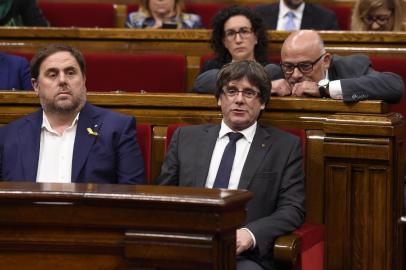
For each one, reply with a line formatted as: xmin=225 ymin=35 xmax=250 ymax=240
xmin=0 ymin=182 xmax=252 ymax=270
xmin=0 ymin=91 xmax=403 ymax=270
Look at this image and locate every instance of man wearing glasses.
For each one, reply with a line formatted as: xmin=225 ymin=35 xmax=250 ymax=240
xmin=271 ymin=30 xmax=404 ymax=102
xmin=157 ymin=60 xmax=305 ymax=270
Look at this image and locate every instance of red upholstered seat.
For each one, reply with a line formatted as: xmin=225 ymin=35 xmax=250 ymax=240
xmin=38 ymin=2 xmax=116 ymax=28
xmin=136 ymin=124 xmax=152 ymax=183
xmin=324 ymin=4 xmax=353 ymax=30
xmin=84 ymin=53 xmax=187 ymax=92
xmin=292 ymin=223 xmax=325 ymax=270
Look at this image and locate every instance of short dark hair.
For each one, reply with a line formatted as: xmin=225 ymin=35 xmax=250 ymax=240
xmin=30 ymin=44 xmax=86 ymax=79
xmin=216 ymin=60 xmax=271 ymax=105
xmin=210 ymin=6 xmax=268 ymax=65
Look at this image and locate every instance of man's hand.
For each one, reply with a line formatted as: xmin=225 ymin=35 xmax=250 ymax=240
xmin=291 ymin=81 xmax=319 ymax=97
xmin=236 ymin=229 xmax=254 ymax=255
xmin=271 ymin=79 xmax=292 ymax=96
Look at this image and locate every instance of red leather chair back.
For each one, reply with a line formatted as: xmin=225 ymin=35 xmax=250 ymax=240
xmin=136 ymin=123 xmax=152 ymax=183
xmin=84 ymin=53 xmax=187 ymax=92
xmin=39 ymin=2 xmax=116 ymax=28
xmin=324 ymin=4 xmax=353 ymax=30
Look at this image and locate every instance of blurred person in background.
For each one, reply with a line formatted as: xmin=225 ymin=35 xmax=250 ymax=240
xmin=254 ymin=0 xmax=339 ymax=31
xmin=351 ymin=0 xmax=406 ymax=31
xmin=0 ymin=0 xmax=48 ymax=26
xmin=126 ymin=0 xmax=202 ymax=29
xmin=193 ymin=6 xmax=273 ymax=93
xmin=0 ymin=52 xmax=32 ymax=90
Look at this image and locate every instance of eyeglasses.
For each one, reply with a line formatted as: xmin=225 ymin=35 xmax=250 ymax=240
xmin=224 ymin=27 xmax=253 ymax=41
xmin=280 ymin=53 xmax=326 ymax=75
xmin=363 ymin=14 xmax=392 ymax=26
xmin=222 ymin=87 xmax=260 ymax=99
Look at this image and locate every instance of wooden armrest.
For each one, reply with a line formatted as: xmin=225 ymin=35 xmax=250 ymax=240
xmin=273 ymin=233 xmax=300 ymax=267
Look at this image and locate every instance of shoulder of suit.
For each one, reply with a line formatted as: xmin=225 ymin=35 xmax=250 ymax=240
xmin=305 ymin=2 xmax=336 ymax=16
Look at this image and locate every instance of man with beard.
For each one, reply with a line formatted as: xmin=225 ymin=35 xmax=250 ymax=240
xmin=270 ymin=30 xmax=404 ymax=102
xmin=0 ymin=44 xmax=145 ymax=184
xmin=253 ymin=0 xmax=339 ymax=30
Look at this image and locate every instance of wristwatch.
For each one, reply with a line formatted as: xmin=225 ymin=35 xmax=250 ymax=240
xmin=318 ymin=79 xmax=330 ymax=98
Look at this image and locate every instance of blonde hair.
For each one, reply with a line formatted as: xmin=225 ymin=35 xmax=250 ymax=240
xmin=138 ymin=0 xmax=183 ymax=17
xmin=351 ymin=0 xmax=406 ymax=31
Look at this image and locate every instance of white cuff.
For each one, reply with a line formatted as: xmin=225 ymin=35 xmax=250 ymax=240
xmin=329 ymin=80 xmax=343 ymax=99
xmin=241 ymin=228 xmax=256 ymax=249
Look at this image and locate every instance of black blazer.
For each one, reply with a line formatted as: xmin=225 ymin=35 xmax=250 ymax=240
xmin=156 ymin=124 xmax=305 ymax=270
xmin=254 ymin=2 xmax=339 ymax=30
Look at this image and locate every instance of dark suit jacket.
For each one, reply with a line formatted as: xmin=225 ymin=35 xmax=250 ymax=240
xmin=270 ymin=54 xmax=404 ymax=103
xmin=254 ymin=2 xmax=339 ymax=30
xmin=0 ymin=102 xmax=145 ymax=184
xmin=0 ymin=52 xmax=32 ymax=90
xmin=156 ymin=124 xmax=305 ymax=270
xmin=0 ymin=0 xmax=48 ymax=26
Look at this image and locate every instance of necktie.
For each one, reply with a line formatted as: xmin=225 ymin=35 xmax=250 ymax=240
xmin=284 ymin=11 xmax=296 ymax=31
xmin=213 ymin=132 xmax=244 ymax=189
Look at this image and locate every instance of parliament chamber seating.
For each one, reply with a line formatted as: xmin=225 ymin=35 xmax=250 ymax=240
xmin=13 ymin=52 xmax=187 ymax=93
xmin=39 ymin=2 xmax=117 ymax=28
xmin=83 ymin=53 xmax=187 ymax=92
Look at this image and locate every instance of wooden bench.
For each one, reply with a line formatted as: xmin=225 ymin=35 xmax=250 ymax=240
xmin=0 ymin=91 xmax=403 ymax=270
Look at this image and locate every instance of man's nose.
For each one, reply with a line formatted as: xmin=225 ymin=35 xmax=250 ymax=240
xmin=291 ymin=66 xmax=303 ymax=80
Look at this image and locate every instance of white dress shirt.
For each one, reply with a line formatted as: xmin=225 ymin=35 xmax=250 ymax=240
xmin=36 ymin=112 xmax=79 ymax=183
xmin=205 ymin=120 xmax=257 ymax=189
xmin=276 ymin=0 xmax=305 ymax=31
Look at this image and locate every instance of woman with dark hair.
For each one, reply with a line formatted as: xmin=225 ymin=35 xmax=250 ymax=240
xmin=194 ymin=6 xmax=272 ymax=93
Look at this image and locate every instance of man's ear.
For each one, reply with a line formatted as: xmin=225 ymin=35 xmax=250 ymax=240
xmin=260 ymin=103 xmax=265 ymax=110
xmin=323 ymin=53 xmax=332 ymax=70
xmin=217 ymin=98 xmax=222 ymax=107
xmin=31 ymin=78 xmax=39 ymax=93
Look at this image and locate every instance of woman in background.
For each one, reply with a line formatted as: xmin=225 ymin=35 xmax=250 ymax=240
xmin=351 ymin=0 xmax=405 ymax=31
xmin=126 ymin=0 xmax=202 ymax=29
xmin=193 ymin=6 xmax=270 ymax=93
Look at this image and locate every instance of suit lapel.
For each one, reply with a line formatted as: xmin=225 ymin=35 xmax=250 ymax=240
xmin=193 ymin=125 xmax=219 ymax=187
xmin=71 ymin=103 xmax=101 ymax=182
xmin=300 ymin=4 xmax=311 ymax=29
xmin=238 ymin=126 xmax=272 ymax=189
xmin=19 ymin=110 xmax=42 ymax=181
xmin=270 ymin=5 xmax=279 ymax=29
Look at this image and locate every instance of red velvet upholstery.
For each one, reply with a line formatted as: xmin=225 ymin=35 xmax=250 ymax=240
xmin=185 ymin=3 xmax=229 ymax=28
xmin=136 ymin=123 xmax=152 ymax=183
xmin=38 ymin=2 xmax=116 ymax=28
xmin=293 ymin=223 xmax=325 ymax=270
xmin=324 ymin=4 xmax=353 ymax=30
xmin=126 ymin=4 xmax=139 ymax=14
xmin=370 ymin=55 xmax=406 ymax=120
xmin=83 ymin=53 xmax=187 ymax=92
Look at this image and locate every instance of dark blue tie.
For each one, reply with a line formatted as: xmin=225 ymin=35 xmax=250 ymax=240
xmin=213 ymin=132 xmax=244 ymax=189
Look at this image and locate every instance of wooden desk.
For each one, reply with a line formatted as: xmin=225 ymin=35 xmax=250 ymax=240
xmin=0 ymin=182 xmax=251 ymax=270
xmin=0 ymin=91 xmax=404 ymax=270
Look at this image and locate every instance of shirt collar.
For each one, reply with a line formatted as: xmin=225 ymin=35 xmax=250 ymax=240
xmin=41 ymin=111 xmax=80 ymax=135
xmin=219 ymin=120 xmax=257 ymax=143
xmin=279 ymin=0 xmax=305 ymax=20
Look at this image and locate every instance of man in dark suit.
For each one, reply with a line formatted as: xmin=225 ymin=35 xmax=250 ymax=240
xmin=0 ymin=52 xmax=32 ymax=90
xmin=271 ymin=30 xmax=404 ymax=103
xmin=254 ymin=0 xmax=339 ymax=30
xmin=0 ymin=44 xmax=145 ymax=184
xmin=157 ymin=61 xmax=305 ymax=270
